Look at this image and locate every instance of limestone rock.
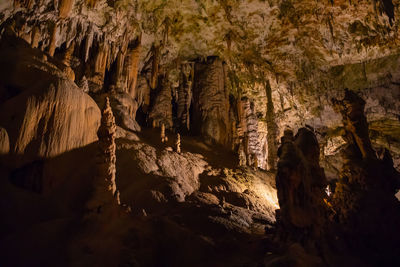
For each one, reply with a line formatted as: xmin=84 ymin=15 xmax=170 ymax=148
xmin=0 ymin=37 xmax=100 ymax=166
xmin=0 ymin=127 xmax=10 ymax=155
xmin=87 ymin=97 xmax=119 ymax=213
xmin=330 ymin=91 xmax=400 ymax=264
xmin=115 ymin=126 xmax=139 ymax=141
xmin=192 ymin=57 xmax=231 ymax=147
xmin=177 ymin=63 xmax=194 ymax=133
xmin=149 ymin=77 xmax=173 ymax=129
xmin=275 ymin=128 xmax=328 ymax=243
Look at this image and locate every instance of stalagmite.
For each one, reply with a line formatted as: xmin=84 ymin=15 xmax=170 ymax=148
xmin=160 ymin=123 xmax=167 ymax=143
xmin=332 ymin=89 xmax=376 ymax=159
xmin=175 ymin=133 xmax=181 ymax=153
xmin=87 ymin=97 xmax=119 ymax=213
xmin=275 ymin=128 xmax=327 ymax=244
xmin=330 ymin=90 xmax=400 ymax=262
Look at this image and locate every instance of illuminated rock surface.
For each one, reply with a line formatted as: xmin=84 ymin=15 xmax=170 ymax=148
xmin=0 ymin=1 xmax=399 ymax=266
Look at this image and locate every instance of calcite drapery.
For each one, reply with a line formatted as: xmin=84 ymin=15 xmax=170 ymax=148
xmin=177 ymin=63 xmax=193 ymax=133
xmin=192 ymin=57 xmax=231 ymax=147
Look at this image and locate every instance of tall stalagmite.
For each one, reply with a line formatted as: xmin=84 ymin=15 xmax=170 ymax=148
xmin=275 ymin=128 xmax=328 ymax=244
xmin=330 ymin=89 xmax=400 ymax=265
xmin=87 ymin=97 xmax=118 ymax=214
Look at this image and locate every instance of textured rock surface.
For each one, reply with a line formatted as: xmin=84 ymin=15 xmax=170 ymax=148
xmin=0 ymin=37 xmax=100 ymax=166
xmin=87 ymin=97 xmax=119 ymax=214
xmin=275 ymin=128 xmax=327 ymax=243
xmin=329 ymin=91 xmax=400 ymax=265
xmin=192 ymin=57 xmax=231 ymax=147
xmin=149 ymin=77 xmax=173 ymax=129
xmin=0 ymin=127 xmax=9 ymax=155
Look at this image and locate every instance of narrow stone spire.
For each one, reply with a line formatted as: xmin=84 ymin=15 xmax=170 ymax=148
xmin=87 ymin=97 xmax=118 ymax=214
xmin=175 ymin=133 xmax=181 ymax=154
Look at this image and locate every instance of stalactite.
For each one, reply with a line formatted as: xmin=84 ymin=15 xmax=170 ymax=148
xmin=265 ymin=79 xmax=278 ymax=171
xmin=59 ymin=0 xmax=75 ymax=19
xmin=177 ymin=63 xmax=193 ymax=133
xmin=94 ymin=43 xmax=108 ymax=80
xmin=150 ymin=44 xmax=160 ymax=90
xmin=86 ymin=0 xmax=98 ymax=8
xmin=84 ymin=28 xmax=94 ymax=62
xmin=127 ymin=37 xmax=141 ymax=98
xmin=243 ymin=99 xmax=262 ymax=167
xmin=30 ymin=26 xmax=40 ymax=48
xmin=149 ymin=76 xmax=173 ymax=128
xmin=13 ymin=0 xmax=34 ymax=9
xmin=62 ymin=41 xmax=75 ymax=66
xmin=192 ymin=57 xmax=231 ymax=147
xmin=113 ymin=50 xmax=125 ymax=89
xmin=48 ymin=23 xmax=57 ymax=57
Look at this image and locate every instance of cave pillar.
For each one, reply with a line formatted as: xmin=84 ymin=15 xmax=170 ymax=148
xmin=192 ymin=57 xmax=231 ymax=147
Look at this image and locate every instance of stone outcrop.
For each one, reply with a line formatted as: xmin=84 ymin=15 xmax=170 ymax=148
xmin=275 ymin=128 xmax=328 ymax=244
xmin=93 ymin=90 xmax=140 ymax=132
xmin=0 ymin=36 xmax=101 ymax=166
xmin=330 ymin=90 xmax=400 ymax=265
xmin=192 ymin=57 xmax=231 ymax=147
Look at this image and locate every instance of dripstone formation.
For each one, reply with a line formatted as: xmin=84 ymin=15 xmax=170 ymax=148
xmin=275 ymin=128 xmax=327 ymax=245
xmin=87 ymin=97 xmax=119 ymax=214
xmin=330 ymin=89 xmax=400 ymax=265
xmin=274 ymin=90 xmax=400 ymax=266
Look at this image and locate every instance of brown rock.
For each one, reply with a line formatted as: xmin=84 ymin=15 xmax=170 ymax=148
xmin=0 ymin=127 xmax=10 ymax=155
xmin=192 ymin=57 xmax=231 ymax=147
xmin=86 ymin=97 xmax=119 ymax=213
xmin=275 ymin=128 xmax=327 ymax=243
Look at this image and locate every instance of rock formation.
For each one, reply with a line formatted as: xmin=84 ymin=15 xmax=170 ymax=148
xmin=192 ymin=57 xmax=231 ymax=147
xmin=149 ymin=76 xmax=173 ymax=129
xmin=177 ymin=63 xmax=194 ymax=133
xmin=0 ymin=127 xmax=9 ymax=155
xmin=160 ymin=123 xmax=167 ymax=143
xmin=275 ymin=128 xmax=328 ymax=245
xmin=0 ymin=36 xmax=101 ymax=166
xmin=87 ymin=97 xmax=119 ymax=214
xmin=175 ymin=133 xmax=181 ymax=154
xmin=330 ymin=90 xmax=400 ymax=265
